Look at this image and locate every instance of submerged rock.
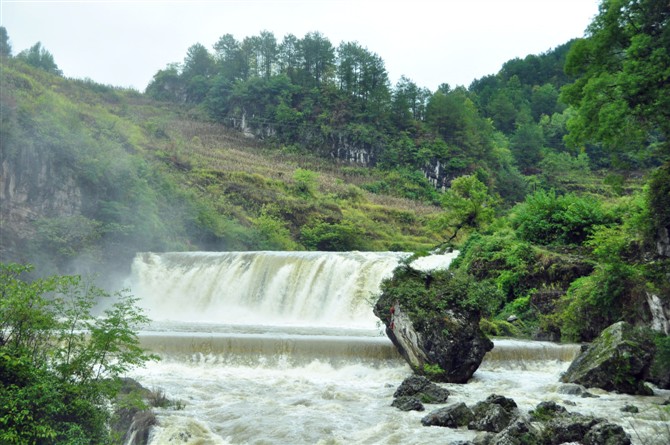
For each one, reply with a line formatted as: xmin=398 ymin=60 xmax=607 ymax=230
xmin=374 ymin=264 xmax=493 ymax=383
xmin=560 ymin=321 xmax=655 ymax=395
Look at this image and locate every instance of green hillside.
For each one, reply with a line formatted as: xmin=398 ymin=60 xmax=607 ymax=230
xmin=0 ymin=57 xmax=443 ymax=278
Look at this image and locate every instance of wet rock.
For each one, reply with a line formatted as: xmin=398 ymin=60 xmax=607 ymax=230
xmin=489 ymin=417 xmax=541 ymax=445
xmin=374 ymin=266 xmax=493 ymax=383
xmin=557 ymin=383 xmax=587 ymax=396
xmin=421 ymin=402 xmax=474 ymax=428
xmin=541 ymin=412 xmax=600 ymax=445
xmin=123 ymin=411 xmax=157 ymax=445
xmin=393 ymin=375 xmax=450 ymax=403
xmin=530 ymin=400 xmax=632 ymax=445
xmin=620 ymin=404 xmax=639 ymax=413
xmin=111 ymin=378 xmax=155 ymax=444
xmin=582 ymin=422 xmax=631 ymax=445
xmin=529 ymin=401 xmax=568 ymax=421
xmin=391 ymin=395 xmax=424 ymax=412
xmin=560 ymin=321 xmax=655 ymax=395
xmin=469 ymin=403 xmax=514 ymax=433
xmin=468 ymin=395 xmax=519 ymax=433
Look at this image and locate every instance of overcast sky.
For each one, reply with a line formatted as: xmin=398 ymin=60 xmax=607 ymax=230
xmin=1 ymin=0 xmax=600 ymax=92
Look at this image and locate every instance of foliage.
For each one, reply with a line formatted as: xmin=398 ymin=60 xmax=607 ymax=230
xmin=0 ymin=263 xmax=156 ymax=444
xmin=378 ymin=261 xmax=488 ymax=331
xmin=430 ymin=175 xmax=498 ymax=245
xmin=562 ymin=0 xmax=670 ymax=161
xmin=300 ymin=218 xmax=365 ymax=251
xmin=511 ymin=189 xmax=613 ymax=245
xmin=0 ymin=26 xmax=11 ymax=58
xmin=15 ymin=42 xmax=62 ymax=75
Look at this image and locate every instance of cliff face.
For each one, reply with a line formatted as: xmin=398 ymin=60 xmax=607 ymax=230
xmin=0 ymin=147 xmax=83 ymax=261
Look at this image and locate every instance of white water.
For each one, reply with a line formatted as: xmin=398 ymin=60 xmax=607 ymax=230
xmin=127 ymin=251 xmax=670 ymax=445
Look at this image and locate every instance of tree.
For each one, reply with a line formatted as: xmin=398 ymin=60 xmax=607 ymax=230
xmin=432 ymin=175 xmax=497 ymax=245
xmin=0 ymin=26 xmax=11 ymax=58
xmin=214 ymin=33 xmax=246 ymax=81
xmin=299 ymin=32 xmax=335 ymax=87
xmin=16 ymin=42 xmax=61 ymax=75
xmin=278 ymin=34 xmax=302 ymax=83
xmin=391 ymin=76 xmax=430 ymax=128
xmin=145 ymin=63 xmax=185 ymax=102
xmin=181 ymin=43 xmax=215 ymax=102
xmin=562 ymin=0 xmax=670 ymax=157
xmin=0 ymin=263 xmax=155 ymax=444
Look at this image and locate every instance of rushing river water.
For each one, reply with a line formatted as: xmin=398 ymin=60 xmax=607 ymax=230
xmin=126 ymin=251 xmax=669 ymax=445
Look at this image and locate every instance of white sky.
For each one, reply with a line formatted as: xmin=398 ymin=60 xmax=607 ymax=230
xmin=1 ymin=0 xmax=600 ymax=92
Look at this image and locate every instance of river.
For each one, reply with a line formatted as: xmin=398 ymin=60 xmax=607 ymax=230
xmin=125 ymin=251 xmax=669 ymax=445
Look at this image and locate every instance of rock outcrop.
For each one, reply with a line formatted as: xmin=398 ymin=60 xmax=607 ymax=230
xmin=374 ymin=263 xmax=493 ymax=383
xmin=560 ymin=321 xmax=655 ymax=395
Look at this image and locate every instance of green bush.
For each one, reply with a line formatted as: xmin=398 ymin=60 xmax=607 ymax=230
xmin=511 ymin=189 xmax=612 ymax=245
xmin=300 ymin=218 xmax=365 ymax=251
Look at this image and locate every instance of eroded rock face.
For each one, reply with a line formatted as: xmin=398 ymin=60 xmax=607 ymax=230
xmin=560 ymin=321 xmax=655 ymax=395
xmin=382 ymin=302 xmax=493 ymax=383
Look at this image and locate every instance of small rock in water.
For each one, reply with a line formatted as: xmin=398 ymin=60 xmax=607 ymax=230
xmin=394 ymin=375 xmax=450 ymax=403
xmin=468 ymin=394 xmax=519 ymax=433
xmin=507 ymin=315 xmax=518 ymax=322
xmin=558 ymin=383 xmax=587 ymax=396
xmin=421 ymin=402 xmax=474 ymax=428
xmin=620 ymin=404 xmax=639 ymax=413
xmin=391 ymin=396 xmax=425 ymax=412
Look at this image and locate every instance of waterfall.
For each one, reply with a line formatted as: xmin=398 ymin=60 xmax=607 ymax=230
xmin=129 ymin=251 xmax=410 ymax=329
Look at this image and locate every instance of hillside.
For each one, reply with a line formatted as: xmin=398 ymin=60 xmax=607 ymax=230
xmin=0 ymin=59 xmax=442 ymax=280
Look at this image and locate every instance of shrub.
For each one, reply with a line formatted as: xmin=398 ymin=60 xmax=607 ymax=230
xmin=511 ymin=189 xmax=612 ymax=245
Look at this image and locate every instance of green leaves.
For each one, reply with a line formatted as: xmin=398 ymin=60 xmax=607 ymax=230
xmin=0 ymin=263 xmax=155 ymax=443
xmin=511 ymin=189 xmax=612 ymax=246
xmin=562 ymin=0 xmax=670 ymax=157
xmin=431 ymin=175 xmax=497 ymax=244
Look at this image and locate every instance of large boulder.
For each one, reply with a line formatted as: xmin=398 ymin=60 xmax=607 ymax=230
xmin=374 ymin=264 xmax=493 ymax=383
xmin=560 ymin=321 xmax=655 ymax=395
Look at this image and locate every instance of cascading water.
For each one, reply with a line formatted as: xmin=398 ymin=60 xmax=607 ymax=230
xmin=126 ymin=251 xmax=669 ymax=445
xmin=130 ymin=251 xmax=408 ymax=329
